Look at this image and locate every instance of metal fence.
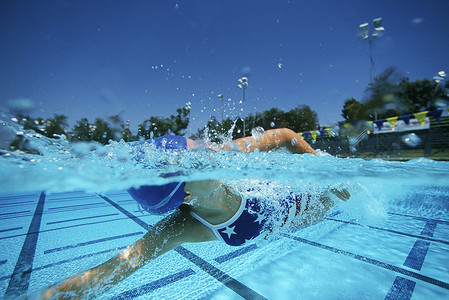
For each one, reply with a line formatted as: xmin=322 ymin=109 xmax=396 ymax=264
xmin=312 ymin=116 xmax=449 ymax=160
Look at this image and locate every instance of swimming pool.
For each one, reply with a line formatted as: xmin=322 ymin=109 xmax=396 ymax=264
xmin=1 ymin=143 xmax=448 ymax=299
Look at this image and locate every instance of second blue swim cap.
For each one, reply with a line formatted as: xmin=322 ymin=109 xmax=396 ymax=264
xmin=128 ymin=135 xmax=187 ymax=214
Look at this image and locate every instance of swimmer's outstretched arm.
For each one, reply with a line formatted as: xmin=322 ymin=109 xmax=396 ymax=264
xmin=38 ymin=207 xmax=216 ymax=299
xmin=228 ymin=128 xmax=316 ymax=155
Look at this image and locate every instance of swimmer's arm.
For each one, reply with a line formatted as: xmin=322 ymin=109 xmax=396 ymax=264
xmin=288 ymin=187 xmax=350 ymax=230
xmin=39 ymin=207 xmax=216 ymax=299
xmin=229 ymin=128 xmax=316 ymax=155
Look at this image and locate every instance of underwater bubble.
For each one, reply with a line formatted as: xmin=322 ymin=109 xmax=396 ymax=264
xmin=402 ymin=133 xmax=422 ymax=147
xmin=251 ymin=126 xmax=265 ymax=140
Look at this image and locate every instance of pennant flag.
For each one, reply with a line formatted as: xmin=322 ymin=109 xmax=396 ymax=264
xmin=325 ymin=128 xmax=332 ymax=137
xmin=319 ymin=130 xmax=325 ymax=139
xmin=303 ymin=132 xmax=310 ymax=141
xmin=297 ymin=132 xmax=303 ymax=138
xmin=401 ymin=114 xmax=412 ymax=125
xmin=429 ymin=109 xmax=443 ymax=123
xmin=413 ymin=111 xmax=428 ymax=126
xmin=310 ymin=131 xmax=317 ymax=142
xmin=374 ymin=120 xmax=384 ymax=131
xmin=386 ymin=116 xmax=399 ymax=131
xmin=343 ymin=123 xmax=351 ymax=129
xmin=446 ymin=107 xmax=449 ymax=114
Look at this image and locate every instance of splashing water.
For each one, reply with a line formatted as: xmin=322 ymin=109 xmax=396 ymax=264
xmin=1 ymin=117 xmax=449 ymax=197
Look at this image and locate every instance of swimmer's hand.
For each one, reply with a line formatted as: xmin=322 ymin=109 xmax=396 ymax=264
xmin=330 ymin=188 xmax=351 ymax=201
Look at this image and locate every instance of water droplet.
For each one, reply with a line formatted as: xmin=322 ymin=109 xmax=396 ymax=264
xmin=251 ymin=126 xmax=265 ymax=140
xmin=278 ymin=63 xmax=283 ymax=69
xmin=270 ymin=122 xmax=275 ymax=128
xmin=402 ymin=133 xmax=422 ymax=147
xmin=291 ymin=137 xmax=297 ymax=146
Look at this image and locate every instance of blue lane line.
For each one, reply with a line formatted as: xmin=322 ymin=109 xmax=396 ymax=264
xmin=403 ymin=219 xmax=437 ymax=271
xmin=385 ymin=219 xmax=438 ymax=299
xmin=0 ymin=260 xmax=6 ymax=265
xmin=0 ymin=227 xmax=23 ymax=233
xmin=385 ymin=276 xmax=416 ymax=300
xmin=403 ymin=240 xmax=431 ymax=271
xmin=0 ymin=210 xmax=30 ymax=216
xmin=0 ymin=246 xmax=127 ymax=283
xmin=43 ymin=231 xmax=143 ymax=254
xmin=0 ymin=216 xmax=132 ymax=241
xmin=46 ymin=213 xmax=119 ymax=225
xmin=282 ymin=233 xmax=449 ymax=290
xmin=100 ymin=195 xmax=267 ymax=300
xmin=214 ymin=244 xmax=258 ymax=263
xmin=110 ymin=269 xmax=196 ymax=299
xmin=325 ymin=217 xmax=449 ymax=246
xmin=388 ymin=212 xmax=449 ymax=226
xmin=420 ymin=220 xmax=437 ymax=237
xmin=4 ymin=192 xmax=46 ymax=298
xmin=48 ymin=202 xmax=106 ymax=210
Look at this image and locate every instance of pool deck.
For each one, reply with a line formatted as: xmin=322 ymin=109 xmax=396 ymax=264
xmin=1 ymin=190 xmax=448 ymax=299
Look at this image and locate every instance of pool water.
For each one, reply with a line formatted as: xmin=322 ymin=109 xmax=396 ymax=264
xmin=0 ymin=136 xmax=449 ymax=299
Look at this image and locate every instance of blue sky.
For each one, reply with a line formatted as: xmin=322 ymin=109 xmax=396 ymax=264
xmin=1 ymin=0 xmax=448 ymax=135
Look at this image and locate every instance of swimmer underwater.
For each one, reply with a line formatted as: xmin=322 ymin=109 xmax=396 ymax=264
xmin=37 ymin=128 xmax=351 ymax=299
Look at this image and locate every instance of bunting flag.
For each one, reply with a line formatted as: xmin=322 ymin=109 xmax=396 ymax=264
xmin=413 ymin=111 xmax=428 ymax=126
xmin=446 ymin=107 xmax=449 ymax=114
xmin=325 ymin=128 xmax=332 ymax=137
xmin=386 ymin=116 xmax=399 ymax=131
xmin=298 ymin=132 xmax=303 ymax=138
xmin=319 ymin=130 xmax=325 ymax=139
xmin=429 ymin=109 xmax=443 ymax=123
xmin=374 ymin=120 xmax=384 ymax=131
xmin=401 ymin=114 xmax=412 ymax=125
xmin=310 ymin=131 xmax=317 ymax=142
xmin=303 ymin=132 xmax=310 ymax=141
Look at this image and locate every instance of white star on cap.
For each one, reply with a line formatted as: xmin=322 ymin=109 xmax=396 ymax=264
xmin=253 ymin=213 xmax=264 ymax=224
xmin=222 ymin=226 xmax=237 ymax=238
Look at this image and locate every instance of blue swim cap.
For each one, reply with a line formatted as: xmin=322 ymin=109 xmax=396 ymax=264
xmin=128 ymin=135 xmax=187 ymax=214
xmin=128 ymin=181 xmax=185 ymax=214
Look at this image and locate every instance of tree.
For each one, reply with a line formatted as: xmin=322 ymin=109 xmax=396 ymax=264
xmin=43 ymin=114 xmax=68 ymax=138
xmin=71 ymin=118 xmax=92 ymax=142
xmin=398 ymin=78 xmax=449 ymax=112
xmin=137 ymin=103 xmax=191 ymax=139
xmin=91 ymin=118 xmax=114 ymax=144
xmin=342 ymin=98 xmax=364 ymax=122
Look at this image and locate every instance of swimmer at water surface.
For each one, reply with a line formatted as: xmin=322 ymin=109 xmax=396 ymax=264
xmin=38 ymin=128 xmax=349 ymax=299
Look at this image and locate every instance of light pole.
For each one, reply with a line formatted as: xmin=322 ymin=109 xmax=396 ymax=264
xmin=360 ymin=18 xmax=384 ymax=155
xmin=237 ymin=77 xmax=248 ymax=136
xmin=359 ymin=17 xmax=385 ymax=85
xmin=217 ymin=94 xmax=224 ymax=121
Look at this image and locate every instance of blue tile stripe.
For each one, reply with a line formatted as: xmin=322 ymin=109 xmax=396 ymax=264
xmin=403 ymin=240 xmax=430 ymax=271
xmin=48 ymin=202 xmax=105 ymax=210
xmin=388 ymin=212 xmax=449 ymax=226
xmin=46 ymin=213 xmax=119 ymax=225
xmin=0 ymin=227 xmax=23 ymax=233
xmin=101 ymin=195 xmax=267 ymax=300
xmin=0 ymin=246 xmax=127 ymax=283
xmin=214 ymin=244 xmax=258 ymax=263
xmin=43 ymin=231 xmax=143 ymax=254
xmin=420 ymin=220 xmax=437 ymax=237
xmin=282 ymin=233 xmax=449 ymax=290
xmin=0 ymin=260 xmax=6 ymax=265
xmin=4 ymin=192 xmax=46 ymax=298
xmin=110 ymin=269 xmax=196 ymax=299
xmin=385 ymin=276 xmax=416 ymax=300
xmin=325 ymin=218 xmax=449 ymax=246
xmin=0 ymin=216 xmax=131 ymax=241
